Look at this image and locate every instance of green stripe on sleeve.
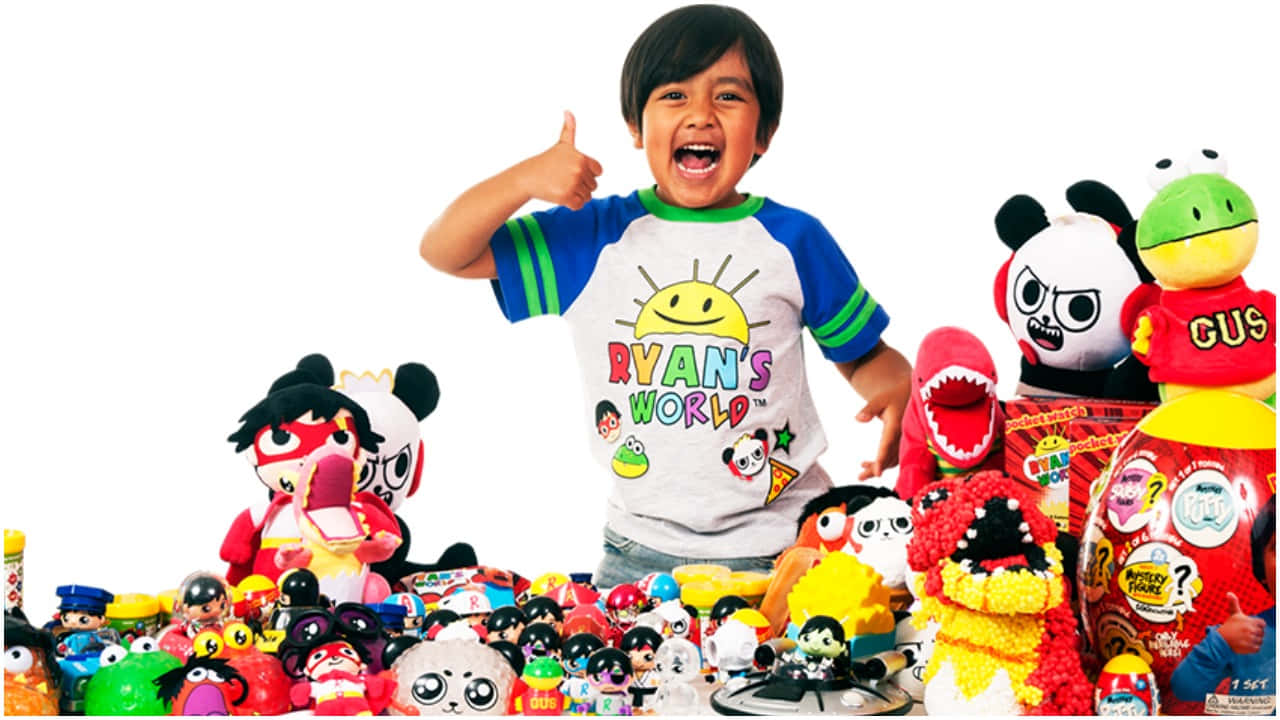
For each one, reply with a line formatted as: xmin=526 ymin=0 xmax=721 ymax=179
xmin=812 ymin=285 xmax=866 ymax=339
xmin=815 ymin=296 xmax=879 ymax=348
xmin=505 ymin=218 xmax=543 ymax=317
xmin=520 ymin=215 xmax=559 ymax=315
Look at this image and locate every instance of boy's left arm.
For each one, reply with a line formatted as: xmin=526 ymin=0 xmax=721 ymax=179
xmin=835 ymin=341 xmax=912 ymax=480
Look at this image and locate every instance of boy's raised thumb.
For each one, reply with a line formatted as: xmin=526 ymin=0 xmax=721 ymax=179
xmin=1225 ymin=591 xmax=1244 ymax=616
xmin=559 ymin=110 xmax=576 ymax=146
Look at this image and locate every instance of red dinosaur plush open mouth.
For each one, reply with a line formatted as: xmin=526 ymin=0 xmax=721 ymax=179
xmin=921 ymin=365 xmax=997 ymax=465
xmin=300 ymin=454 xmax=362 ymax=546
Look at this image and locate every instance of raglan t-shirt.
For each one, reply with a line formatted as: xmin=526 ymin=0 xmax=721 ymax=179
xmin=489 ymin=188 xmax=888 ymax=557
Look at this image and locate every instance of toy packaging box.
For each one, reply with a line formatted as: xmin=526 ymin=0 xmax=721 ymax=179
xmin=1004 ymin=397 xmax=1155 ymax=534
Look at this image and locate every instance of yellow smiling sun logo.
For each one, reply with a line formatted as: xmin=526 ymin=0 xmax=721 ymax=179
xmin=617 ymin=255 xmax=770 ymax=345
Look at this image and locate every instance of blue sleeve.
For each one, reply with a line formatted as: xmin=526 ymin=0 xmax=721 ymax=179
xmin=754 ymin=200 xmax=889 ymax=362
xmin=489 ymin=194 xmax=646 ymax=322
xmin=1170 ymin=628 xmax=1232 ymax=702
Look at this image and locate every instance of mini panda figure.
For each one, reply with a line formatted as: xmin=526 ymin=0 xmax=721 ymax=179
xmin=722 ymin=429 xmax=769 ymax=480
xmin=388 ymin=640 xmax=515 ymax=716
xmin=994 ymin=180 xmax=1157 ymax=399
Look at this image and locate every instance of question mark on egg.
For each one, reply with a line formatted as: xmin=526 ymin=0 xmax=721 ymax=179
xmin=1142 ymin=473 xmax=1167 ymax=512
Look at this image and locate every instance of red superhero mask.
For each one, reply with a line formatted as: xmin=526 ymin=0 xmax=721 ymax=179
xmin=252 ymin=415 xmax=354 ymax=466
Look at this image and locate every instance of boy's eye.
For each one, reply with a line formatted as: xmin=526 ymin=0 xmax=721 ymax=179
xmin=716 ymin=92 xmax=743 ymax=101
xmin=660 ymin=91 xmax=685 ymax=101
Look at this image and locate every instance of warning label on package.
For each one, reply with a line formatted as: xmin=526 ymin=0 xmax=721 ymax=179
xmin=1203 ymin=693 xmax=1276 ymax=715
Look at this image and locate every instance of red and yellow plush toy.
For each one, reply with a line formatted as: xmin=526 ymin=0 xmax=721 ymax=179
xmin=1127 ymin=150 xmax=1275 ymax=405
xmin=908 ymin=472 xmax=1091 ymax=715
xmin=896 ymin=326 xmax=1004 ymax=500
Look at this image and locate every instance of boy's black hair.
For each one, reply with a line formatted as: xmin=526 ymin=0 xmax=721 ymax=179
xmin=595 ymin=400 xmax=620 ymax=424
xmin=621 ymin=4 xmax=782 ymax=160
xmin=227 ymin=354 xmax=383 ymax=454
xmin=1251 ymin=494 xmax=1275 ymax=588
xmin=796 ymin=485 xmax=900 ymax=535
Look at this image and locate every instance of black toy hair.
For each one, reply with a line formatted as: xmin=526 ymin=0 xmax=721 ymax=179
xmin=796 ymin=484 xmax=900 ymax=535
xmin=587 ymin=647 xmax=633 ymax=679
xmin=620 ymin=625 xmax=663 ymax=653
xmin=562 ymin=632 xmax=605 ymax=662
xmin=422 ymin=609 xmax=460 ymax=634
xmin=485 ymin=605 xmax=527 ymax=633
xmin=278 ymin=568 xmax=320 ymax=606
xmin=392 ymin=362 xmax=440 ymax=421
xmin=4 ymin=609 xmax=59 ymax=670
xmin=595 ymin=400 xmax=620 ymax=424
xmin=518 ymin=622 xmax=562 ymax=652
xmin=621 ymin=4 xmax=782 ymax=162
xmin=154 ymin=656 xmax=247 ymax=706
xmin=797 ymin=615 xmax=845 ymax=645
xmin=182 ymin=575 xmax=228 ymax=607
xmin=1252 ymin=494 xmax=1276 ymax=588
xmin=227 ymin=354 xmax=384 ymax=453
xmin=522 ymin=596 xmax=564 ymax=623
xmin=710 ymin=595 xmax=750 ymax=623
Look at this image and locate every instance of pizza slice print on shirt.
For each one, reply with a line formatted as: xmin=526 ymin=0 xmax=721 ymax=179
xmin=616 ymin=256 xmax=770 ymax=346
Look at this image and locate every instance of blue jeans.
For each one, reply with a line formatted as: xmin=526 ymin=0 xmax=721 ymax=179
xmin=594 ymin=526 xmax=778 ymax=589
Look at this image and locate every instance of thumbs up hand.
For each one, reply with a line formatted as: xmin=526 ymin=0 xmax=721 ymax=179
xmin=517 ymin=111 xmax=604 ymax=211
xmin=1218 ymin=592 xmax=1266 ymax=655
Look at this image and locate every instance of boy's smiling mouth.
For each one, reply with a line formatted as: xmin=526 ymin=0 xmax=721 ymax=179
xmin=674 ymin=143 xmax=720 ymax=177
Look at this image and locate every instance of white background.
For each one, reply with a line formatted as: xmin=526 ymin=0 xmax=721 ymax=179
xmin=2 ymin=1 xmax=1275 ymax=623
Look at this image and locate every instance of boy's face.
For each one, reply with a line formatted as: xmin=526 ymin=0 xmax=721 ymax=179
xmin=629 ymin=47 xmax=769 ymax=210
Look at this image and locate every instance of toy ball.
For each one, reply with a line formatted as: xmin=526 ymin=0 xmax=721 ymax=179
xmin=1079 ymin=391 xmax=1275 ymax=715
xmin=84 ymin=639 xmax=183 ymax=715
xmin=636 ymin=572 xmax=680 ymax=604
xmin=1095 ymin=654 xmax=1160 ymax=716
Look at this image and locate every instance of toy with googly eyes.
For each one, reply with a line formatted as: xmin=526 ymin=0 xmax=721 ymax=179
xmin=188 ymin=622 xmax=292 ymax=716
xmin=277 ymin=604 xmax=395 ymax=715
xmin=84 ymin=637 xmax=183 ymax=715
xmin=220 ymin=354 xmax=386 ymax=585
xmin=1127 ymin=149 xmax=1275 ymax=404
xmin=782 ymin=485 xmax=915 ymax=602
xmin=387 ymin=639 xmax=516 ymax=716
xmin=5 ymin=609 xmax=61 ymax=716
xmin=994 ymin=180 xmax=1158 ymax=399
xmin=722 ymin=429 xmax=770 ymax=480
xmin=154 ymin=656 xmax=248 ymax=716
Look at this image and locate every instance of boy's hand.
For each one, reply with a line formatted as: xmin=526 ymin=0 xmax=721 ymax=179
xmin=518 ymin=111 xmax=603 ymax=211
xmin=856 ymin=382 xmax=909 ymax=480
xmin=1219 ymin=592 xmax=1266 ymax=655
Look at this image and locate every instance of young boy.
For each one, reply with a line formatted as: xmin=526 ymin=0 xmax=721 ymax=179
xmin=420 ymin=5 xmax=910 ymax=587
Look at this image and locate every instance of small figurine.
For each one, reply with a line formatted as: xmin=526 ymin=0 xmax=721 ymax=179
xmin=605 ymin=585 xmax=645 ymax=632
xmin=707 ymin=595 xmax=750 ymax=636
xmin=635 ymin=573 xmax=679 ymax=607
xmin=704 ymin=618 xmax=759 ymax=685
xmin=83 ymin=638 xmax=184 ymax=715
xmin=563 ymin=604 xmax=611 ymax=642
xmin=371 ymin=602 xmax=409 ymax=635
xmin=512 ymin=656 xmax=569 ymax=715
xmin=231 ymin=575 xmax=279 ymax=634
xmin=519 ymin=622 xmax=563 ymax=662
xmin=1129 ymin=150 xmax=1275 ymax=404
xmin=620 ymin=626 xmax=662 ymax=710
xmin=158 ymin=572 xmax=231 ymax=660
xmin=154 ymin=655 xmax=249 ymax=716
xmin=586 ymin=648 xmax=633 ymax=716
xmin=522 ymin=596 xmax=565 ymax=634
xmin=50 ymin=585 xmax=121 ymax=659
xmin=386 ymin=592 xmax=428 ymax=638
xmin=275 ymin=448 xmax=402 ymax=604
xmin=439 ymin=586 xmax=493 ymax=630
xmin=1095 ymin=653 xmax=1160 ymax=716
xmin=784 ymin=616 xmax=849 ymax=681
xmin=278 ymin=606 xmax=394 ymax=716
xmin=896 ymin=326 xmax=1004 ymax=500
xmin=651 ymin=638 xmax=700 ymax=715
xmin=386 ymin=639 xmax=516 ymax=716
xmin=561 ymin=633 xmax=605 ymax=714
xmin=5 ymin=609 xmax=61 ymax=716
xmin=486 ymin=605 xmax=527 ymax=644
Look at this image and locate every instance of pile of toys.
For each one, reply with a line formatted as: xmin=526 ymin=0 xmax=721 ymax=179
xmin=4 ymin=150 xmax=1275 ymax=716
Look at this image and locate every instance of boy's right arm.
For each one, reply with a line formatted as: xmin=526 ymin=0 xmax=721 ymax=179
xmin=419 ymin=111 xmax=603 ymax=279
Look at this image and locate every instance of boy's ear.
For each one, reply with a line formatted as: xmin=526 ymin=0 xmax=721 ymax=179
xmin=627 ymin=122 xmax=643 ymax=149
xmin=754 ymin=124 xmax=777 ymax=157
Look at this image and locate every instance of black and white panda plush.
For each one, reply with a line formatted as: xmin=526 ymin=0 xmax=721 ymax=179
xmin=993 ymin=180 xmax=1158 ymax=399
xmin=335 ymin=362 xmax=477 ymax=587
